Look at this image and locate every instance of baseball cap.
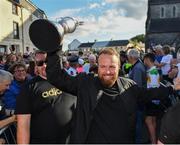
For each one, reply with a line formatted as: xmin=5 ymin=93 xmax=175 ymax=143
xmin=68 ymin=55 xmax=79 ymax=63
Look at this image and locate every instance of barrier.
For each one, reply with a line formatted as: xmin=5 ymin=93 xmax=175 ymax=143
xmin=0 ymin=123 xmax=16 ymax=144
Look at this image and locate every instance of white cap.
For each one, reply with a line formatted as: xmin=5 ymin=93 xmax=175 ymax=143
xmin=154 ymin=45 xmax=162 ymax=50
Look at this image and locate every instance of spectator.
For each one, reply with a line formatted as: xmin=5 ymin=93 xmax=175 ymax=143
xmin=0 ymin=70 xmax=15 ymax=143
xmin=127 ymin=48 xmax=147 ymax=143
xmin=89 ymin=63 xmax=98 ymax=74
xmin=27 ymin=60 xmax=36 ymax=79
xmin=156 ymin=45 xmax=173 ymax=82
xmin=154 ymin=45 xmax=163 ymax=75
xmin=4 ymin=54 xmax=17 ymax=71
xmin=158 ymin=99 xmax=180 ymax=144
xmin=76 ymin=58 xmax=84 ymax=74
xmin=3 ymin=63 xmax=29 ymax=116
xmin=0 ymin=70 xmax=13 ymax=95
xmin=16 ymin=50 xmax=77 ymax=144
xmin=66 ymin=55 xmax=78 ymax=76
xmin=83 ymin=54 xmax=97 ymax=74
xmin=127 ymin=49 xmax=146 ymax=87
xmin=0 ymin=55 xmax=5 ymax=70
xmin=143 ymin=53 xmax=161 ymax=144
xmin=62 ymin=56 xmax=70 ymax=71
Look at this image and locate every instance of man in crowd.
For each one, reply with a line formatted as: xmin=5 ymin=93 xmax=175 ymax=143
xmin=0 ymin=70 xmax=13 ymax=95
xmin=66 ymin=55 xmax=79 ymax=76
xmin=127 ymin=48 xmax=147 ymax=143
xmin=0 ymin=70 xmax=15 ymax=144
xmin=16 ymin=50 xmax=77 ymax=144
xmin=127 ymin=48 xmax=146 ymax=87
xmin=46 ymin=47 xmax=179 ymax=143
xmin=83 ymin=54 xmax=97 ymax=74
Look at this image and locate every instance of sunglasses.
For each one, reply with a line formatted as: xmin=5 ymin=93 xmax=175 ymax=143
xmin=36 ymin=60 xmax=47 ymax=66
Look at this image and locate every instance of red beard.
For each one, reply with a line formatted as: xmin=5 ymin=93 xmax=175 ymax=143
xmin=99 ymin=74 xmax=118 ymax=88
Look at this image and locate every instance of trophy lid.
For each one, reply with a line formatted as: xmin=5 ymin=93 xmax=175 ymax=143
xmin=29 ymin=19 xmax=61 ymax=52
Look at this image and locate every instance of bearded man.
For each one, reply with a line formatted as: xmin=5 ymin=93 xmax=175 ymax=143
xmin=46 ymin=47 xmax=177 ymax=144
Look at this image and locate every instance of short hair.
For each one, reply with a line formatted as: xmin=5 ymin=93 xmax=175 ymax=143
xmin=0 ymin=70 xmax=13 ymax=83
xmin=8 ymin=62 xmax=27 ymax=74
xmin=143 ymin=53 xmax=155 ymax=62
xmin=98 ymin=48 xmax=120 ymax=65
xmin=88 ymin=54 xmax=96 ymax=62
xmin=98 ymin=48 xmax=119 ymax=58
xmin=127 ymin=49 xmax=140 ymax=58
xmin=162 ymin=45 xmax=170 ymax=54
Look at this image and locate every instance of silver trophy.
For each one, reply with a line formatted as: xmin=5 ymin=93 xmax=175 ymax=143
xmin=29 ymin=17 xmax=83 ymax=52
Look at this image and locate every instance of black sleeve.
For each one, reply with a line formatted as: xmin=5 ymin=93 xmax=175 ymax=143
xmin=135 ymin=85 xmax=174 ymax=104
xmin=15 ymin=84 xmax=32 ymax=114
xmin=46 ymin=49 xmax=79 ymax=96
xmin=159 ymin=102 xmax=180 ymax=144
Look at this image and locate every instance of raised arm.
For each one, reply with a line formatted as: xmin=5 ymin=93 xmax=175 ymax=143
xmin=46 ymin=47 xmax=78 ymax=95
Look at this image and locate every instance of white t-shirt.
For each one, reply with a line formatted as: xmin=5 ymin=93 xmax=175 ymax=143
xmin=66 ymin=67 xmax=77 ymax=76
xmin=83 ymin=63 xmax=90 ymax=74
xmin=161 ymin=54 xmax=173 ymax=75
xmin=147 ymin=66 xmax=160 ymax=88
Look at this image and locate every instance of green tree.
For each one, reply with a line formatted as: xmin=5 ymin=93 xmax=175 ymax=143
xmin=130 ymin=34 xmax=145 ymax=43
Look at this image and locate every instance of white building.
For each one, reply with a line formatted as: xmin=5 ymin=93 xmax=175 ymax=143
xmin=0 ymin=0 xmax=46 ymax=54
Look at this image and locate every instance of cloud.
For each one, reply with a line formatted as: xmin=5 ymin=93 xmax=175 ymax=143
xmin=65 ymin=8 xmax=146 ymax=43
xmin=49 ymin=0 xmax=147 ymax=50
xmin=104 ymin=0 xmax=147 ymax=19
xmin=89 ymin=3 xmax=101 ymax=9
xmin=49 ymin=8 xmax=83 ymax=20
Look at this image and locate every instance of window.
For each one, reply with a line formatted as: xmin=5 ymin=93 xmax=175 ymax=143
xmin=10 ymin=45 xmax=20 ymax=53
xmin=173 ymin=6 xmax=177 ymax=17
xmin=12 ymin=3 xmax=18 ymax=15
xmin=13 ymin=21 xmax=19 ymax=39
xmin=160 ymin=7 xmax=165 ymax=18
xmin=0 ymin=45 xmax=7 ymax=53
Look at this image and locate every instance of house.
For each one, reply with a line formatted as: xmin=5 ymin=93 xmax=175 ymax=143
xmin=69 ymin=39 xmax=129 ymax=55
xmin=0 ymin=0 xmax=46 ymax=54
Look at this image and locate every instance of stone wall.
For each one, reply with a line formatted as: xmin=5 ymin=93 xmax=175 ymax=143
xmin=150 ymin=3 xmax=180 ymax=19
xmin=146 ymin=33 xmax=180 ymax=49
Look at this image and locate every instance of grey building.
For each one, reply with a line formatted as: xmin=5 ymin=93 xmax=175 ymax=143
xmin=146 ymin=0 xmax=180 ymax=52
xmin=78 ymin=40 xmax=129 ymax=52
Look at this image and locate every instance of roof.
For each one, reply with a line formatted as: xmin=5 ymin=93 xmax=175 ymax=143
xmin=78 ymin=42 xmax=95 ymax=48
xmin=92 ymin=41 xmax=109 ymax=48
xmin=148 ymin=18 xmax=180 ymax=33
xmin=107 ymin=40 xmax=129 ymax=47
xmin=78 ymin=40 xmax=129 ymax=49
xmin=149 ymin=0 xmax=180 ymax=5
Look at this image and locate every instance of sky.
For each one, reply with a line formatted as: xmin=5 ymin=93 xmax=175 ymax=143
xmin=31 ymin=0 xmax=148 ymax=50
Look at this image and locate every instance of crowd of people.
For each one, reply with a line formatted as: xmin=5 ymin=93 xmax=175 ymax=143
xmin=0 ymin=44 xmax=180 ymax=144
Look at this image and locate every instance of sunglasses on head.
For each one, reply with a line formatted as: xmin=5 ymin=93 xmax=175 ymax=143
xmin=36 ymin=60 xmax=47 ymax=66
